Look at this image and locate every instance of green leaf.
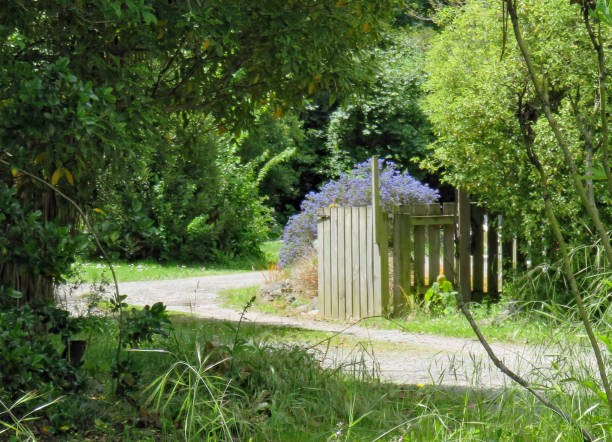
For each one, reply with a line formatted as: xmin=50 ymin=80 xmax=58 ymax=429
xmin=595 ymin=1 xmax=612 ymax=26
xmin=142 ymin=11 xmax=157 ymax=25
xmin=596 ymin=333 xmax=612 ymax=353
xmin=8 ymin=288 xmax=23 ymax=299
xmin=580 ymin=166 xmax=607 ymax=181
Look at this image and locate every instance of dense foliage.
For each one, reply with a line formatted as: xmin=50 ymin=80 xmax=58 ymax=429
xmin=326 ymin=30 xmax=434 ymax=181
xmin=279 ymin=159 xmax=438 ymax=266
xmin=0 ymin=0 xmax=399 ymax=303
xmin=0 ymin=304 xmax=82 ymax=401
xmin=0 ymin=184 xmax=84 ymax=303
xmin=423 ymin=0 xmax=611 ymax=257
xmin=91 ymin=119 xmax=273 ymax=262
xmin=238 ymin=111 xmax=309 ymax=227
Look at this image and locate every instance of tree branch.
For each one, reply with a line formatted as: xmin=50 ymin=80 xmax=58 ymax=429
xmin=458 ymin=301 xmax=594 ymax=442
xmin=583 ymin=5 xmax=612 ymax=194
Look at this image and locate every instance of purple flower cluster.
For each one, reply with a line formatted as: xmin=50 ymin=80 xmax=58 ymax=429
xmin=279 ymin=159 xmax=439 ymax=267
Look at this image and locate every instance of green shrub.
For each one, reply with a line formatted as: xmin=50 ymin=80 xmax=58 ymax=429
xmin=0 ymin=183 xmax=85 ymax=304
xmin=0 ymin=305 xmax=83 ymax=401
xmin=90 ymin=120 xmax=274 ymax=263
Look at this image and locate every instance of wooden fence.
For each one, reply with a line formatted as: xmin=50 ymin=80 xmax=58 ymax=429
xmin=393 ymin=197 xmax=501 ymax=307
xmin=316 ymin=159 xmax=506 ymax=319
xmin=392 ymin=202 xmax=457 ymax=308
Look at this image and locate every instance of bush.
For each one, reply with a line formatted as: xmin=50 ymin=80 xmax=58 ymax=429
xmin=0 ymin=305 xmax=83 ymax=401
xmin=90 ymin=125 xmax=274 ymax=263
xmin=0 ymin=183 xmax=85 ymax=304
xmin=279 ymin=158 xmax=438 ymax=266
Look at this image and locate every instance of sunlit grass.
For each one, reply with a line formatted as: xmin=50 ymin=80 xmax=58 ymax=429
xmin=67 ymin=240 xmax=282 ymax=283
xmin=219 ymin=285 xmax=314 ymax=316
xmin=68 ymin=260 xmax=243 ymax=283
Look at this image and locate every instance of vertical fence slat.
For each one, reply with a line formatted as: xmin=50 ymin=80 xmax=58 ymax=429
xmin=443 ymin=203 xmax=456 ymax=283
xmin=344 ymin=208 xmax=353 ymax=318
xmin=393 ymin=210 xmax=401 ymax=310
xmin=458 ymin=190 xmax=471 ymax=303
xmin=359 ymin=206 xmax=368 ymax=317
xmin=366 ymin=206 xmax=374 ymax=315
xmin=428 ymin=204 xmax=441 ymax=285
xmin=373 ymin=214 xmax=389 ymax=316
xmin=472 ymin=205 xmax=484 ymax=296
xmin=406 ymin=216 xmax=413 ymax=303
xmin=487 ymin=213 xmax=499 ymax=299
xmin=330 ymin=207 xmax=339 ymax=318
xmin=393 ymin=208 xmax=413 ymax=312
xmin=337 ymin=208 xmax=346 ymax=319
xmin=413 ymin=204 xmax=428 ymax=293
xmin=352 ymin=208 xmax=361 ymax=318
xmin=372 ymin=226 xmax=382 ymax=316
xmin=317 ymin=213 xmax=325 ymax=315
xmin=393 ymin=212 xmax=407 ymax=311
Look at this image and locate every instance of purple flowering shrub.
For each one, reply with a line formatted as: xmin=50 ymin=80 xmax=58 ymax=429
xmin=279 ymin=159 xmax=439 ymax=267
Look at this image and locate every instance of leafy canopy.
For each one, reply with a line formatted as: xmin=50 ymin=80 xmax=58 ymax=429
xmin=423 ymin=0 xmax=609 ymax=246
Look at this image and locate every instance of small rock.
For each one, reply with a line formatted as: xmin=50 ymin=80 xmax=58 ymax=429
xmin=259 ymin=280 xmax=293 ymax=302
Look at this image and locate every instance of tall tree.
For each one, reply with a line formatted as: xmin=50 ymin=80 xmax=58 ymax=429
xmin=0 ymin=0 xmax=397 ymax=304
xmin=423 ymin=0 xmax=611 ymax=255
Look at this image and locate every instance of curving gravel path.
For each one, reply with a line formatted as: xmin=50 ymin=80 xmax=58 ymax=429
xmin=57 ymin=272 xmax=555 ymax=389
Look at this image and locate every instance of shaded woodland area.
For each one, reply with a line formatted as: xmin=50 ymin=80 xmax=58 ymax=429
xmin=1 ymin=1 xmax=611 ymax=440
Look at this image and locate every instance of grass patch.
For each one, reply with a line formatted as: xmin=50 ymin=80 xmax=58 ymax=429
xmin=69 ymin=260 xmax=244 ymax=283
xmin=362 ymin=303 xmax=589 ymax=345
xmin=219 ymin=287 xmax=572 ymax=345
xmin=15 ymin=314 xmax=606 ymax=441
xmin=260 ymin=239 xmax=281 ymax=265
xmin=219 ymin=285 xmax=314 ymax=316
xmin=362 ymin=310 xmax=554 ymax=345
xmin=67 ymin=240 xmax=281 ymax=283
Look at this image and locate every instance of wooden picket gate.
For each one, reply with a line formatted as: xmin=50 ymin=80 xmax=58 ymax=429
xmin=316 ymin=159 xmax=389 ymax=318
xmin=317 ymin=206 xmax=389 ymax=318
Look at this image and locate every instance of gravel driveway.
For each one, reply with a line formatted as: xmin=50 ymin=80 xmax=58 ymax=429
xmin=57 ymin=272 xmax=555 ymax=389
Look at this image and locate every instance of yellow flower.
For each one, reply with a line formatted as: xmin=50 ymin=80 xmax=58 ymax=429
xmin=417 ymin=383 xmax=425 ymax=388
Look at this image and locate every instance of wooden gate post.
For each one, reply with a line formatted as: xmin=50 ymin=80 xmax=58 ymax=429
xmin=487 ymin=214 xmax=500 ymax=300
xmin=371 ymin=156 xmax=389 ymax=315
xmin=457 ymin=189 xmax=471 ymax=303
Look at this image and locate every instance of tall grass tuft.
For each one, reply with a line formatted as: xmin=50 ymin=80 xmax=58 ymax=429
xmin=289 ymin=251 xmax=319 ymax=298
xmin=0 ymin=392 xmax=63 ymax=441
xmin=144 ymin=343 xmax=237 ymax=441
xmin=509 ymin=241 xmax=611 ymax=327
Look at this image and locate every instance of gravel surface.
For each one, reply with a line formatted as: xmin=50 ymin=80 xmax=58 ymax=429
xmin=57 ymin=272 xmax=553 ymax=389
